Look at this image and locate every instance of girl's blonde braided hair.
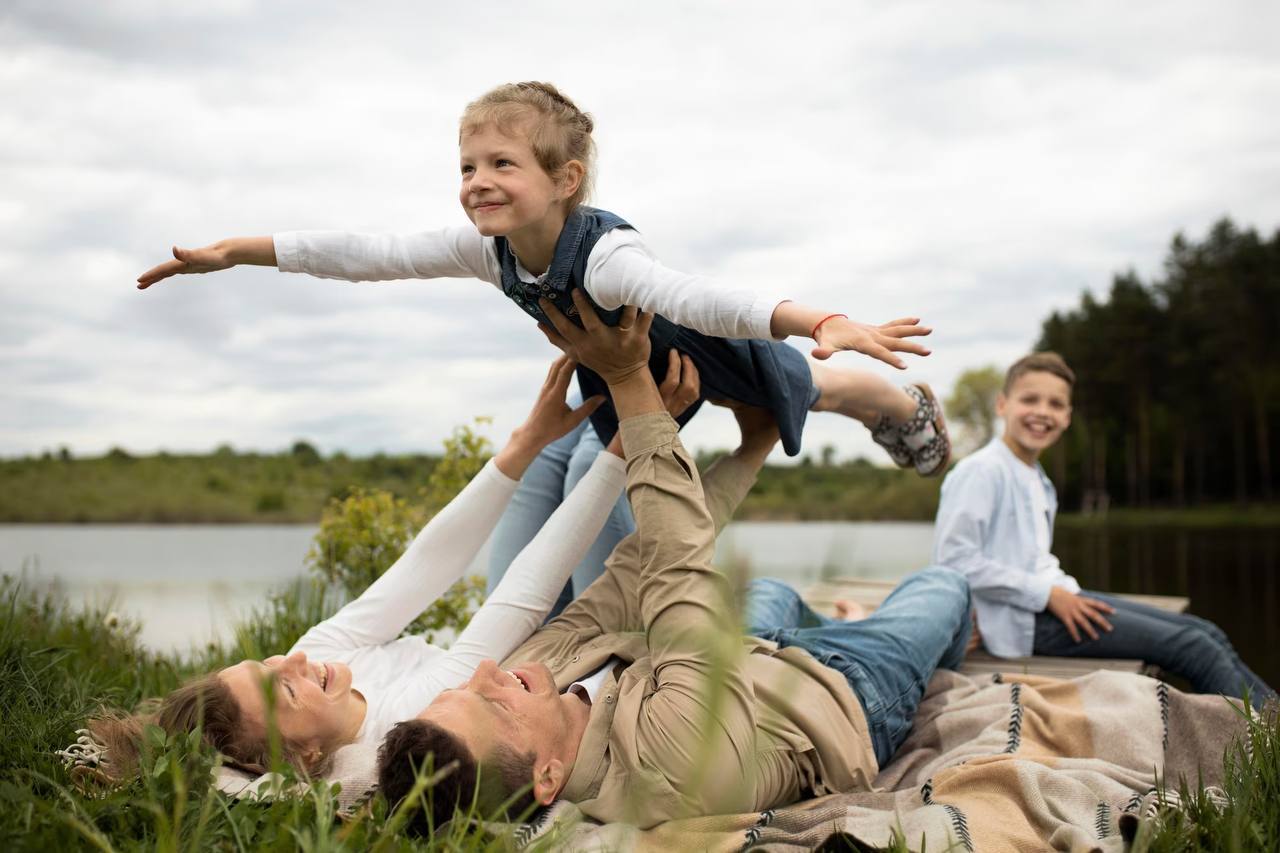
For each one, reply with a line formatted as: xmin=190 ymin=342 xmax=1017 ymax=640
xmin=461 ymin=81 xmax=596 ymax=209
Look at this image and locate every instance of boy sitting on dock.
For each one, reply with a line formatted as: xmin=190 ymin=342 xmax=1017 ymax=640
xmin=933 ymin=352 xmax=1274 ymax=708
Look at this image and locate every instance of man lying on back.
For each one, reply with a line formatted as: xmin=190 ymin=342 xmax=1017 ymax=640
xmin=378 ymin=290 xmax=973 ymax=832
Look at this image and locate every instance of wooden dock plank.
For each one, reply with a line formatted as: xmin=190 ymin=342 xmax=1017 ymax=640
xmin=800 ymin=576 xmax=1185 ymax=679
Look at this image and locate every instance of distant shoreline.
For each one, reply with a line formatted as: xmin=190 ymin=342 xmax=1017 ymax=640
xmin=5 ymin=449 xmax=1277 ymax=526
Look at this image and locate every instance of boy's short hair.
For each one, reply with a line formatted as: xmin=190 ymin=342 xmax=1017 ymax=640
xmin=1003 ymin=352 xmax=1075 ymax=394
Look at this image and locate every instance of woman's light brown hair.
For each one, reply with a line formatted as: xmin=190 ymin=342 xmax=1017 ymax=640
xmin=85 ymin=671 xmax=316 ymax=785
xmin=461 ymin=81 xmax=596 ymax=210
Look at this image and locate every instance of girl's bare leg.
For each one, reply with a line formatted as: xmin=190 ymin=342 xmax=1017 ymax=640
xmin=808 ymin=361 xmax=917 ymax=427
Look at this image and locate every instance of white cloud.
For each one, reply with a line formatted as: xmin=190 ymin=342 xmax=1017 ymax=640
xmin=2 ymin=0 xmax=1278 ymax=462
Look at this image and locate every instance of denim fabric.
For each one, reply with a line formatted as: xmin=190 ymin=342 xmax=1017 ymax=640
xmin=486 ymin=394 xmax=635 ymax=619
xmin=748 ymin=569 xmax=972 ymax=767
xmin=492 ymin=205 xmax=818 ymax=456
xmin=1033 ymin=590 xmax=1276 ymax=710
xmin=744 ymin=577 xmax=841 ymax=634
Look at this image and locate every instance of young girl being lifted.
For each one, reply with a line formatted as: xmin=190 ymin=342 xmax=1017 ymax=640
xmin=138 ymin=81 xmax=950 ymax=590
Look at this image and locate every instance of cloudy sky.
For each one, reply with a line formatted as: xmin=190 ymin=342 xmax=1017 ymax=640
xmin=3 ymin=1 xmax=1278 ymax=463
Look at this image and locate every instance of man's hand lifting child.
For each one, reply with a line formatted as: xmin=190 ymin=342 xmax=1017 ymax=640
xmin=536 ymin=290 xmax=654 ymax=385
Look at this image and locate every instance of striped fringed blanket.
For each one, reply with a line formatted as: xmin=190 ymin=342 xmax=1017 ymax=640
xmin=516 ymin=669 xmax=1250 ymax=852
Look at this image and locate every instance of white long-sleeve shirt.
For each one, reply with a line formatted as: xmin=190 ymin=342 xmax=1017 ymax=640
xmin=273 ymin=225 xmax=783 ymax=341
xmin=291 ymin=452 xmax=627 ymax=748
xmin=931 ymin=438 xmax=1080 ymax=657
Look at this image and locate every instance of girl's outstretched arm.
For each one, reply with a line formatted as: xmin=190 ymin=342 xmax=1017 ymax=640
xmin=586 ymin=229 xmax=932 ymax=370
xmin=768 ymin=302 xmax=932 ymax=370
xmin=138 ymin=228 xmax=495 ymax=289
xmin=136 ymin=237 xmax=276 ymax=289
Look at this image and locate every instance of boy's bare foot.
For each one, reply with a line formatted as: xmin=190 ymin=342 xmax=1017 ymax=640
xmin=965 ymin=611 xmax=983 ymax=656
xmin=834 ymin=599 xmax=867 ymax=621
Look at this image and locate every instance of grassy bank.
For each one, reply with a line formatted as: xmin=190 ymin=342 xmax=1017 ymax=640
xmin=0 ymin=445 xmax=443 ymax=523
xmin=2 ymin=572 xmax=1276 ymax=851
xmin=11 ymin=444 xmax=1280 ymax=526
xmin=2 ymin=424 xmax=1277 ymax=849
xmin=0 ymin=445 xmax=947 ymax=523
xmin=0 ymin=575 xmax=510 ymax=851
xmin=1056 ymin=504 xmax=1280 ymax=529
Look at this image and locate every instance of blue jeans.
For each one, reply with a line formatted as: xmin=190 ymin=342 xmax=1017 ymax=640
xmin=486 ymin=398 xmax=636 ymax=619
xmin=1033 ymin=591 xmax=1276 ymax=710
xmin=748 ymin=569 xmax=972 ymax=767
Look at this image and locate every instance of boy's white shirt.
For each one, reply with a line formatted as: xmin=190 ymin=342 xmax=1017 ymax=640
xmin=273 ymin=226 xmax=785 ymax=342
xmin=932 ymin=437 xmax=1081 ymax=657
xmin=290 ymin=452 xmax=627 ymax=751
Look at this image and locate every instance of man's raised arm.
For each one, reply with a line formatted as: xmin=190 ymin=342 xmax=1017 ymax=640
xmin=537 ymin=290 xmax=759 ymax=820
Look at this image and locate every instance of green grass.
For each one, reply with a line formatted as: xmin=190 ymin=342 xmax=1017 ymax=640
xmin=11 ymin=446 xmax=1280 ymax=526
xmin=1132 ymin=701 xmax=1280 ymax=852
xmin=1 ymin=574 xmax=1276 ymax=851
xmin=0 ymin=447 xmax=444 ymax=524
xmin=0 ymin=575 xmax=571 ymax=852
xmin=0 ymin=447 xmax=949 ymax=523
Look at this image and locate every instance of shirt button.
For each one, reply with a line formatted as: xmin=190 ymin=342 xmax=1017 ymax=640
xmin=572 ymin=655 xmax=580 ymax=662
xmin=605 ymin=695 xmax=614 ymax=704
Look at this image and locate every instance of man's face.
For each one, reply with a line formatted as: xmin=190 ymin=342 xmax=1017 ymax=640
xmin=417 ymin=659 xmax=579 ymax=785
xmin=996 ymin=370 xmax=1072 ymax=459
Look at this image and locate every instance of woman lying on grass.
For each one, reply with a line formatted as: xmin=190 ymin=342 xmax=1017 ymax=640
xmin=86 ymin=346 xmax=699 ymax=783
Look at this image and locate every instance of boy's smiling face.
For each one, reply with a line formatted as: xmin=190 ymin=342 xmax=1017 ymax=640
xmin=996 ymin=370 xmax=1072 ymax=464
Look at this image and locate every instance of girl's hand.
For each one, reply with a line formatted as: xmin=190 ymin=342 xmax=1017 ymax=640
xmin=813 ymin=316 xmax=932 ymax=369
xmin=137 ymin=244 xmax=234 ymax=289
xmin=136 ymin=237 xmax=275 ymax=289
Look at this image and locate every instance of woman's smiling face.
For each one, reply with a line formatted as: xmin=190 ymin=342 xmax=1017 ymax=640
xmin=219 ymin=650 xmax=365 ymax=762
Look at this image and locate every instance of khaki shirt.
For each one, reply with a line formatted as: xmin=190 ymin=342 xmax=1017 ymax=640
xmin=502 ymin=413 xmax=876 ymax=828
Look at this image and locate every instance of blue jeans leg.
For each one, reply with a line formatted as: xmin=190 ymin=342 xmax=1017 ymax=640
xmin=752 ymin=568 xmax=972 ymax=767
xmin=563 ymin=416 xmax=635 ymax=598
xmin=743 ymin=577 xmax=838 ymax=634
xmin=1033 ymin=591 xmax=1276 ymax=709
xmin=487 ymin=396 xmax=635 ymax=619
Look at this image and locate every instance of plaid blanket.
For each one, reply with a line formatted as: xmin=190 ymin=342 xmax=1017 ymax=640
xmin=519 ymin=670 xmax=1248 ymax=852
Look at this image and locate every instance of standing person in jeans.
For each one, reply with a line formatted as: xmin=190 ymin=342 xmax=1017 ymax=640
xmin=933 ymin=352 xmax=1274 ymax=709
xmin=376 ymin=296 xmax=973 ymax=832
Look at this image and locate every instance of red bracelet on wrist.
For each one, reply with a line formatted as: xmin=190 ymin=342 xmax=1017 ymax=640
xmin=811 ymin=313 xmax=848 ymax=339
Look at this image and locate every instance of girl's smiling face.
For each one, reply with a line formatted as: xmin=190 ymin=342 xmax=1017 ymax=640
xmin=458 ymin=123 xmax=568 ymax=248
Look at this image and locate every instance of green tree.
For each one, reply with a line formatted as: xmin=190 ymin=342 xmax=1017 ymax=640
xmin=290 ymin=439 xmax=322 ymax=467
xmin=945 ymin=366 xmax=1002 ymax=457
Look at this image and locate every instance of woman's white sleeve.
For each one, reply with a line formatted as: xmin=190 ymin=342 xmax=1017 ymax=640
xmin=291 ymin=459 xmax=519 ymax=658
xmin=427 ymin=451 xmax=628 ymax=686
xmin=273 ymin=226 xmax=500 ymax=286
xmin=583 ymin=229 xmax=784 ymax=340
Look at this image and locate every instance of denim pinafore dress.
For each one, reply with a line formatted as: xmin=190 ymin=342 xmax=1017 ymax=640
xmin=494 ymin=206 xmax=817 ymax=456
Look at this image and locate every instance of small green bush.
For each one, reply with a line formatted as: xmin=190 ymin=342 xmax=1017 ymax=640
xmin=306 ymin=420 xmax=492 ymax=643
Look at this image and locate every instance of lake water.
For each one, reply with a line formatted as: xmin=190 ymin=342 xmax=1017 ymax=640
xmin=1 ymin=522 xmax=1276 ymax=686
